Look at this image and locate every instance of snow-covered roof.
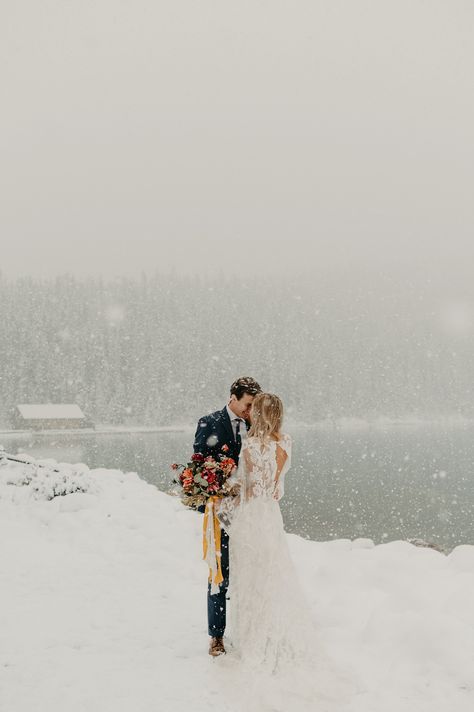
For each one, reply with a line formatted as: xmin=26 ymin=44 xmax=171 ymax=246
xmin=16 ymin=404 xmax=86 ymax=420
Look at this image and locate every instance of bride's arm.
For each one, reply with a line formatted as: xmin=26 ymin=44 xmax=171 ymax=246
xmin=222 ymin=440 xmax=253 ymax=500
xmin=273 ymin=443 xmax=288 ymax=500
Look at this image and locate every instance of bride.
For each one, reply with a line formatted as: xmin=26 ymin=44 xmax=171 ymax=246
xmin=218 ymin=392 xmax=315 ymax=672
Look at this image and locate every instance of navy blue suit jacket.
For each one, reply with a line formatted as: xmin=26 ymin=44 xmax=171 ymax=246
xmin=193 ymin=407 xmax=249 ymax=466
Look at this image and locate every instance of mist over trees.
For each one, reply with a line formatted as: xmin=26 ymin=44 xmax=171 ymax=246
xmin=0 ymin=267 xmax=473 ymax=427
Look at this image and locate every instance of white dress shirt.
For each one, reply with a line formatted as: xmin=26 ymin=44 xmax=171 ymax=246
xmin=226 ymin=405 xmax=247 ymax=441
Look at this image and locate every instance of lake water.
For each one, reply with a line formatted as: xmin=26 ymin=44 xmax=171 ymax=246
xmin=2 ymin=425 xmax=474 ymax=551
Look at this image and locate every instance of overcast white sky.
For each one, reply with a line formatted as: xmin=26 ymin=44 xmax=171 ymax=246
xmin=1 ymin=1 xmax=474 ymax=279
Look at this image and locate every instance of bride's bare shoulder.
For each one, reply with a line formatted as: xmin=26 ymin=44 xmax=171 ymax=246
xmin=277 ymin=433 xmax=292 ymax=449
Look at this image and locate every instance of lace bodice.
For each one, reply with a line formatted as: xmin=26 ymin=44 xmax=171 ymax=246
xmin=239 ymin=433 xmax=292 ymax=501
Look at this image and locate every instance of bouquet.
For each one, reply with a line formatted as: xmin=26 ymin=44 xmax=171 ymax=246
xmin=171 ymin=446 xmax=237 ymax=509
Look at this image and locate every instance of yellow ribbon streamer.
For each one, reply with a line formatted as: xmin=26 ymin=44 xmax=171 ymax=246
xmin=203 ymin=496 xmax=223 ymax=593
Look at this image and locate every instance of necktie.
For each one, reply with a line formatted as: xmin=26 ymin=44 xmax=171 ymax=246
xmin=235 ymin=418 xmax=242 ymax=449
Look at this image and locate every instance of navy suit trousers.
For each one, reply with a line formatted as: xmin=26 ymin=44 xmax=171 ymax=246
xmin=207 ymin=528 xmax=230 ymax=637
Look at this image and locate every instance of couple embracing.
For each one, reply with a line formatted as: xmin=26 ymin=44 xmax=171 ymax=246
xmin=193 ymin=377 xmax=314 ymax=669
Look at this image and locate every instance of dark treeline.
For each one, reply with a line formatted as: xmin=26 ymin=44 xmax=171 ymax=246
xmin=0 ymin=267 xmax=473 ymax=427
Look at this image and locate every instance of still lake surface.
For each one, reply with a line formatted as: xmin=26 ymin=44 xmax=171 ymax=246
xmin=2 ymin=425 xmax=474 ymax=551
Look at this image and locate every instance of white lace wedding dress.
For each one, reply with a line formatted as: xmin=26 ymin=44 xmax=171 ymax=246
xmin=219 ymin=434 xmax=316 ymax=673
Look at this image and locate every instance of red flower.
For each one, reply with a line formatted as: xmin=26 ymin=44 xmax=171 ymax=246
xmin=171 ymin=463 xmax=180 ymax=470
xmin=191 ymin=453 xmax=205 ymax=462
xmin=221 ymin=444 xmax=229 ymax=453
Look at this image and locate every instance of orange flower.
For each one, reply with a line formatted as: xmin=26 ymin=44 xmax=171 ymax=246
xmin=220 ymin=457 xmax=236 ymax=474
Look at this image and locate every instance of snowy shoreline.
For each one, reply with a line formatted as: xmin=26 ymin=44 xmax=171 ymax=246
xmin=1 ymin=414 xmax=474 ymax=437
xmin=1 ymin=458 xmax=473 ymax=711
xmin=0 ymin=426 xmax=192 ymax=436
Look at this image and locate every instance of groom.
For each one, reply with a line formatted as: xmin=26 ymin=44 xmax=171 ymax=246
xmin=194 ymin=376 xmax=262 ymax=657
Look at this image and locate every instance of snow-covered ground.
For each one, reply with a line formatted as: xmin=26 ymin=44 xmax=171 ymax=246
xmin=1 ymin=458 xmax=473 ymax=712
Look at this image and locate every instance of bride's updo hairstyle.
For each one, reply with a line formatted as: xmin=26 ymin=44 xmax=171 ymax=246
xmin=248 ymin=392 xmax=283 ymax=441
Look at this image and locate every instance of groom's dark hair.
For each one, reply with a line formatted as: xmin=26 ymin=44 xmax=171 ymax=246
xmin=230 ymin=377 xmax=262 ymax=400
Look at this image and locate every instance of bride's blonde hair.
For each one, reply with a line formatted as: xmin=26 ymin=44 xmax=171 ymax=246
xmin=248 ymin=392 xmax=283 ymax=441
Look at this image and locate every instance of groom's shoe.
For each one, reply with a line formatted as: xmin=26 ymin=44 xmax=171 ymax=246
xmin=209 ymin=637 xmax=226 ymax=656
